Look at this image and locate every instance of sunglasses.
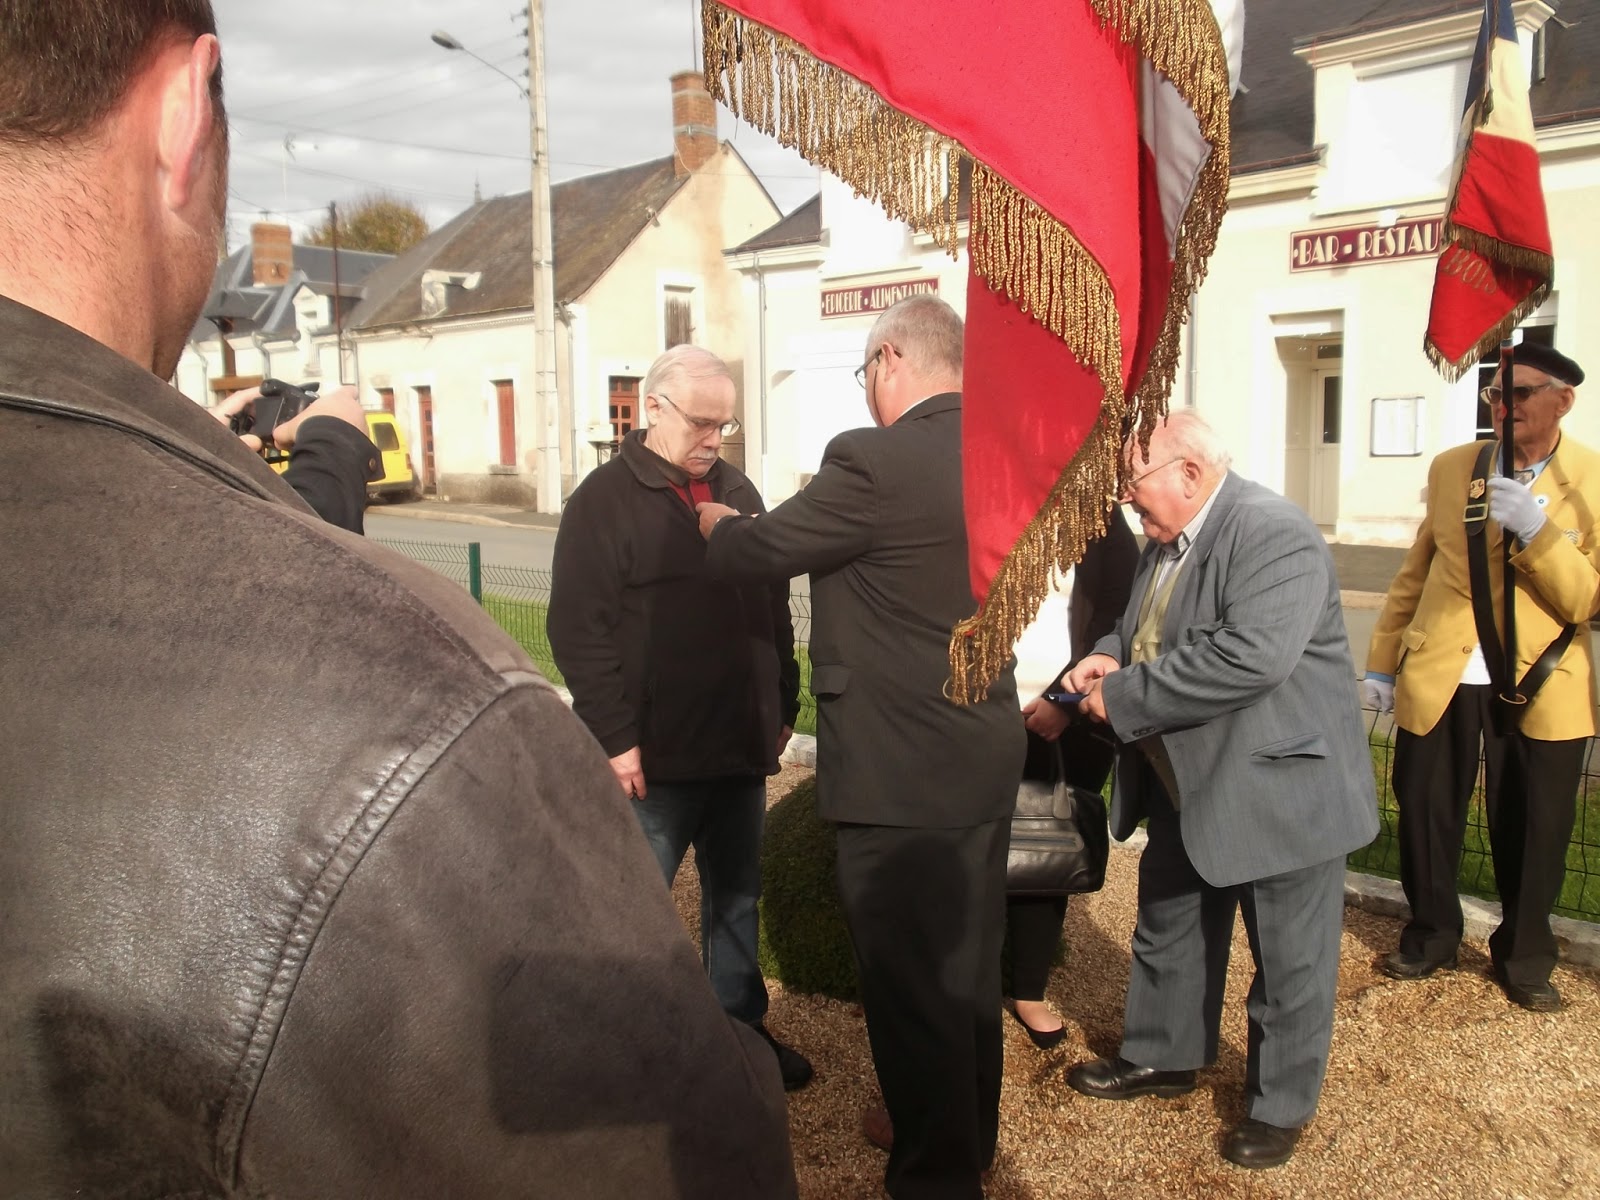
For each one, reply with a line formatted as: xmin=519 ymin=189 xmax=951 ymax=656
xmin=1480 ymin=382 xmax=1557 ymax=406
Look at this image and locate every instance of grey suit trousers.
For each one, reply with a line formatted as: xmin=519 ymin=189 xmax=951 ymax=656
xmin=1120 ymin=773 xmax=1346 ymax=1128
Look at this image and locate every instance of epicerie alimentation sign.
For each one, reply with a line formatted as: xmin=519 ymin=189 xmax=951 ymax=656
xmin=1289 ymin=217 xmax=1443 ymax=272
xmin=820 ymin=278 xmax=940 ymax=319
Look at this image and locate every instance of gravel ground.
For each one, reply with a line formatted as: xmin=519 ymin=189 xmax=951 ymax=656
xmin=668 ymin=766 xmax=1600 ymax=1199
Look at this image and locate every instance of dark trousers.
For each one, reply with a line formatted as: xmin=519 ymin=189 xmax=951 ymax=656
xmin=1007 ymin=723 xmax=1116 ymax=1001
xmin=1394 ymin=685 xmax=1584 ymax=986
xmin=631 ymin=776 xmax=769 ymax=1025
xmin=836 ymin=818 xmax=1009 ymax=1200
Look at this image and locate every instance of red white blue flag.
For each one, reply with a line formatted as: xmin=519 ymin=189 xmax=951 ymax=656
xmin=1425 ymin=0 xmax=1553 ymax=378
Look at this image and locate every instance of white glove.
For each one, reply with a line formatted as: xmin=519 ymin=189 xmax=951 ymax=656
xmin=1487 ymin=475 xmax=1546 ymax=544
xmin=1361 ymin=676 xmax=1395 ymax=713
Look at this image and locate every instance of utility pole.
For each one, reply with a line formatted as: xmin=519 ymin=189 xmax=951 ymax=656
xmin=527 ymin=0 xmax=562 ymax=513
xmin=329 ymin=202 xmax=345 ymax=384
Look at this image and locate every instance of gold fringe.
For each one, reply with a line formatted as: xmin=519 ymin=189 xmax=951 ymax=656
xmin=949 ymin=412 xmax=1124 ymax=704
xmin=703 ymin=5 xmax=963 ymax=251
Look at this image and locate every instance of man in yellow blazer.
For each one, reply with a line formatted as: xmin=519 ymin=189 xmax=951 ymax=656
xmin=1363 ymin=343 xmax=1599 ymax=1011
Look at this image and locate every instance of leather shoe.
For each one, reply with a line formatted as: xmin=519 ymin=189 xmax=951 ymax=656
xmin=1009 ymin=1005 xmax=1067 ymax=1051
xmin=752 ymin=1024 xmax=814 ymax=1091
xmin=1378 ymin=949 xmax=1457 ymax=980
xmin=1066 ymin=1055 xmax=1196 ymax=1101
xmin=1222 ymin=1119 xmax=1302 ymax=1169
xmin=862 ymin=1105 xmax=893 ymax=1152
xmin=1503 ymin=978 xmax=1562 ymax=1012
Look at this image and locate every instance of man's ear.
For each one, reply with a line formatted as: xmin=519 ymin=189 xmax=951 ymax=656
xmin=1556 ymin=386 xmax=1576 ymax=421
xmin=158 ymin=35 xmax=222 ymax=212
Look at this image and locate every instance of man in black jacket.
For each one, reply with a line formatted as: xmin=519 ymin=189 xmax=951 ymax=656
xmin=696 ymin=296 xmax=1025 ymax=1200
xmin=549 ymin=344 xmax=811 ymax=1089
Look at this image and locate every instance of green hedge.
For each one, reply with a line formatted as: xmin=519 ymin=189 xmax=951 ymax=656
xmin=758 ymin=777 xmax=858 ymax=1001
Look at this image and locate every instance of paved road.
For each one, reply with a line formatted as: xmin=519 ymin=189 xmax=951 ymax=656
xmin=367 ymin=512 xmax=557 ymax=573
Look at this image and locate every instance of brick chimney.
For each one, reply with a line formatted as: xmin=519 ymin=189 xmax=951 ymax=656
xmin=250 ymin=222 xmax=294 ymax=286
xmin=671 ymin=71 xmax=718 ymax=177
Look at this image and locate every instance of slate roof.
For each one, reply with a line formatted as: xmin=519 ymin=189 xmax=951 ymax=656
xmin=1237 ymin=0 xmax=1600 ymax=171
xmin=733 ymin=160 xmax=973 ymax=255
xmin=191 ymin=241 xmax=392 ymax=343
xmin=348 ymin=156 xmax=691 ymax=330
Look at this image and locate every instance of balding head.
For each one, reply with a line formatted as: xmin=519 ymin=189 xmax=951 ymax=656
xmin=860 ymin=294 xmax=964 ymax=426
xmin=1121 ymin=410 xmax=1231 ymax=544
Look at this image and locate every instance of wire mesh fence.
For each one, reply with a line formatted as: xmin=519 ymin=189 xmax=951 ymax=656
xmin=378 ymin=538 xmax=1598 ymax=923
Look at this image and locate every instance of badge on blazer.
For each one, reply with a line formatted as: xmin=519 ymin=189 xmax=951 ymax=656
xmin=1468 ymin=479 xmax=1486 ymax=500
xmin=1567 ymin=529 xmax=1580 ymax=544
xmin=1536 ymin=494 xmax=1549 ymax=508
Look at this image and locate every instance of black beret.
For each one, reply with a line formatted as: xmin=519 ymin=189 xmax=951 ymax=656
xmin=1498 ymin=342 xmax=1584 ymax=386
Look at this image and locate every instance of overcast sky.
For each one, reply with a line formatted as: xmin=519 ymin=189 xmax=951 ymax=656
xmin=214 ymin=0 xmax=819 ymax=249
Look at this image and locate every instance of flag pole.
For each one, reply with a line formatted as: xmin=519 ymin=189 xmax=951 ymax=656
xmin=1499 ymin=336 xmax=1522 ymax=706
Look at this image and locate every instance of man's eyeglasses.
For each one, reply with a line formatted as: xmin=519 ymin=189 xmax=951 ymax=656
xmin=855 ymin=347 xmax=886 ymax=389
xmin=1480 ymin=381 xmax=1557 ymax=406
xmin=656 ymin=392 xmax=740 ymax=437
xmin=1125 ymin=457 xmax=1183 ymax=490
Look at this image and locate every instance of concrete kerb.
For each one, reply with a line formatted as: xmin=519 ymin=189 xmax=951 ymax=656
xmin=550 ymin=696 xmax=1600 ymax=969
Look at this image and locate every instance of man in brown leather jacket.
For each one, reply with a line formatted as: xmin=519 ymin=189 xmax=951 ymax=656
xmin=0 ymin=4 xmax=797 ymax=1196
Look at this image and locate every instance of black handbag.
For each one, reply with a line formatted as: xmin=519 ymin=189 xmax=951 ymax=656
xmin=1006 ymin=761 xmax=1110 ymax=897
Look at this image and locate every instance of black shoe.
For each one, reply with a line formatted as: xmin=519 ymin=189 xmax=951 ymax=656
xmin=753 ymin=1024 xmax=814 ymax=1091
xmin=1221 ymin=1119 xmax=1302 ymax=1169
xmin=1066 ymin=1055 xmax=1196 ymax=1101
xmin=1378 ymin=949 xmax=1457 ymax=980
xmin=1502 ymin=978 xmax=1562 ymax=1012
xmin=1009 ymin=1005 xmax=1067 ymax=1051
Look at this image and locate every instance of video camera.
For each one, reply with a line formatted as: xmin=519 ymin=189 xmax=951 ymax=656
xmin=229 ymin=378 xmax=320 ymax=463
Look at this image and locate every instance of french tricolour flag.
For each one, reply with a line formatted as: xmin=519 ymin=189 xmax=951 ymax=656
xmin=1424 ymin=0 xmax=1553 ymax=379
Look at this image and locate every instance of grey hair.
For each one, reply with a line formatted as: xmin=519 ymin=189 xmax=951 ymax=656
xmin=1150 ymin=409 xmax=1232 ymax=474
xmin=641 ymin=344 xmax=733 ymax=418
xmin=866 ymin=293 xmax=963 ymax=377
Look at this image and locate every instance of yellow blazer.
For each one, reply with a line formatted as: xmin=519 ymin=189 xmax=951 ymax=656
xmin=1367 ymin=436 xmax=1600 ymax=741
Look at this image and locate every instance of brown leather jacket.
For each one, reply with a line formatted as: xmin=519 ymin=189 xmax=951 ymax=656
xmin=0 ymin=297 xmax=796 ymax=1198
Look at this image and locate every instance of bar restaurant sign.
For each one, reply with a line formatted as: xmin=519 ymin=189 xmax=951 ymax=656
xmin=1289 ymin=216 xmax=1443 ymax=272
xmin=821 ymin=277 xmax=939 ymax=319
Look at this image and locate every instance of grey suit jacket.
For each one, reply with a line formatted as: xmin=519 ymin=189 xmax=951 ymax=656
xmin=706 ymin=392 xmax=1025 ymax=828
xmin=1096 ymin=473 xmax=1379 ymax=886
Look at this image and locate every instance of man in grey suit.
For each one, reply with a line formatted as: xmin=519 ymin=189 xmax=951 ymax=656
xmin=1064 ymin=411 xmax=1377 ymax=1169
xmin=695 ymin=295 xmax=1025 ymax=1200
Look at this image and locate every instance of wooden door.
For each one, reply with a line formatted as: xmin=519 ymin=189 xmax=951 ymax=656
xmin=416 ymin=386 xmax=437 ymax=494
xmin=495 ymin=380 xmax=516 ymax=467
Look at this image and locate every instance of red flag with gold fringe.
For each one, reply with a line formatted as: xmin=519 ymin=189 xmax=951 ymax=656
xmin=701 ymin=0 xmax=1242 ymax=700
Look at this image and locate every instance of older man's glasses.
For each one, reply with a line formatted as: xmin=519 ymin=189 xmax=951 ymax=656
xmin=1480 ymin=381 xmax=1556 ymax=406
xmin=1126 ymin=457 xmax=1183 ymax=490
xmin=657 ymin=392 xmax=740 ymax=437
xmin=855 ymin=347 xmax=886 ymax=388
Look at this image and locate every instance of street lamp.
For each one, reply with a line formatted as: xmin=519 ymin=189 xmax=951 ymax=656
xmin=430 ymin=30 xmax=528 ymax=97
xmin=431 ymin=15 xmax=562 ymax=514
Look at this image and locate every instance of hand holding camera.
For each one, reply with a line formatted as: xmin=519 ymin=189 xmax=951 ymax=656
xmin=212 ymin=380 xmax=367 ymax=460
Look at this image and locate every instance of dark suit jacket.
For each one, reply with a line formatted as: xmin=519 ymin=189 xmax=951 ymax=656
xmin=1095 ymin=473 xmax=1379 ymax=886
xmin=706 ymin=392 xmax=1025 ymax=827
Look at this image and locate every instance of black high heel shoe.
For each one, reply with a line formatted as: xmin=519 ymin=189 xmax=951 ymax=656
xmin=1008 ymin=1005 xmax=1067 ymax=1050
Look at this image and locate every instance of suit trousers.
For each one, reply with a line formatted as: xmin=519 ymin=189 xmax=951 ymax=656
xmin=1120 ymin=778 xmax=1346 ymax=1129
xmin=836 ymin=818 xmax=1009 ymax=1200
xmin=1393 ymin=684 xmax=1585 ymax=987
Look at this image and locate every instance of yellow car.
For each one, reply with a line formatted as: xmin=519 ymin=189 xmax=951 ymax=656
xmin=364 ymin=411 xmax=422 ymax=503
xmin=265 ymin=409 xmax=420 ymax=503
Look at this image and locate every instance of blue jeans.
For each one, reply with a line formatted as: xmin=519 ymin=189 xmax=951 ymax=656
xmin=631 ymin=777 xmax=769 ymax=1025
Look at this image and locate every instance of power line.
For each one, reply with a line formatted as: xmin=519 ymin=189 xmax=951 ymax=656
xmin=231 ymin=114 xmax=531 ymax=163
xmin=231 ymin=148 xmax=476 ymax=204
xmin=253 ymin=48 xmax=527 ymax=129
xmin=239 ymin=27 xmax=524 ymax=121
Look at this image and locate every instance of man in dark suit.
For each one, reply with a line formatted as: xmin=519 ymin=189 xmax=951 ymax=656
xmin=696 ymin=295 xmax=1025 ymax=1200
xmin=1064 ymin=411 xmax=1378 ymax=1170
